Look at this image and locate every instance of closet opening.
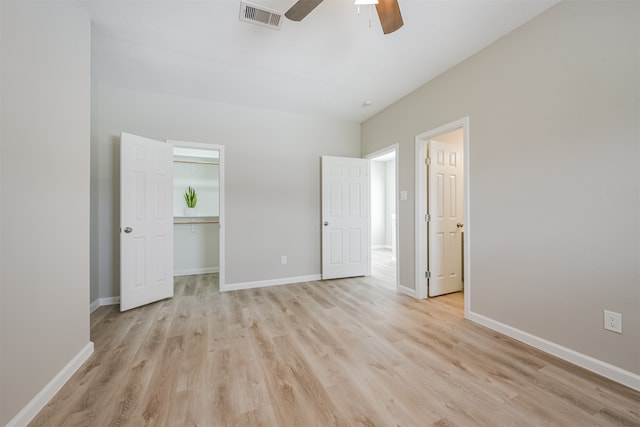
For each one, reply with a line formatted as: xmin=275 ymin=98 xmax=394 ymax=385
xmin=171 ymin=143 xmax=224 ymax=291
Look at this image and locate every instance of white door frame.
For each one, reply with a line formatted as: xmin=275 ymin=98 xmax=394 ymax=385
xmin=415 ymin=117 xmax=470 ymax=316
xmin=364 ymin=144 xmax=399 ymax=290
xmin=169 ymin=140 xmax=225 ymax=290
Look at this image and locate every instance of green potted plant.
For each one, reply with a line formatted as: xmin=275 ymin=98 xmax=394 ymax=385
xmin=184 ymin=186 xmax=198 ymax=216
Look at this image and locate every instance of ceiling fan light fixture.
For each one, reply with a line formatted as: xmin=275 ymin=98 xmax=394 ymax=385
xmin=355 ymin=0 xmax=378 ymax=26
xmin=286 ymin=0 xmax=402 ymax=34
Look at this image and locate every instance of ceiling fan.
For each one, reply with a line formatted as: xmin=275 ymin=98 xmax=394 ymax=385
xmin=284 ymin=0 xmax=403 ymax=34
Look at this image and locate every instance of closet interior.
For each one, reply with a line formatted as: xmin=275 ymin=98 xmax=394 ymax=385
xmin=173 ymin=147 xmax=220 ymax=277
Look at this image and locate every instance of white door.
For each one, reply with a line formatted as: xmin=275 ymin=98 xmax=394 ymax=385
xmin=428 ymin=140 xmax=464 ymax=296
xmin=321 ymin=156 xmax=369 ymax=279
xmin=120 ymin=132 xmax=174 ymax=311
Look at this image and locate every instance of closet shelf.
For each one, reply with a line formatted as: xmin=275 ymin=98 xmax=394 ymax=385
xmin=174 ymin=215 xmax=219 ymax=225
xmin=173 ymin=159 xmax=219 ymax=166
xmin=174 ymin=220 xmax=219 ymax=225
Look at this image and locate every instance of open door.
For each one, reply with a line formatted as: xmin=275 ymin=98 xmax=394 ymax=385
xmin=428 ymin=140 xmax=464 ymax=296
xmin=321 ymin=156 xmax=369 ymax=279
xmin=120 ymin=132 xmax=174 ymax=311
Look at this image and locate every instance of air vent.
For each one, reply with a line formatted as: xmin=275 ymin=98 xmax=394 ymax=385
xmin=239 ymin=1 xmax=283 ymax=30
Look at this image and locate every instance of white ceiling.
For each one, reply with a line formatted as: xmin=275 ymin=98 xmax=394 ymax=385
xmin=85 ymin=0 xmax=557 ymax=123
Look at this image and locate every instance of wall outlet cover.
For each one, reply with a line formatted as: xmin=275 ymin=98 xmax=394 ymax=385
xmin=604 ymin=310 xmax=622 ymax=334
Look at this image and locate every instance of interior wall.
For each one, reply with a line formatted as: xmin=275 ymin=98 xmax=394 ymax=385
xmin=371 ymin=161 xmax=386 ymax=247
xmin=173 ymin=160 xmax=219 ymax=217
xmin=385 ymin=159 xmax=396 ymax=248
xmin=93 ymin=85 xmax=360 ymax=298
xmin=0 ymin=2 xmax=4 ymax=414
xmin=0 ymin=2 xmax=91 ymax=423
xmin=90 ymin=56 xmax=100 ymax=304
xmin=371 ymin=158 xmax=397 ymax=250
xmin=361 ymin=0 xmax=639 ymax=374
xmin=432 ymin=128 xmax=464 ymax=146
xmin=174 ymin=225 xmax=219 ymax=275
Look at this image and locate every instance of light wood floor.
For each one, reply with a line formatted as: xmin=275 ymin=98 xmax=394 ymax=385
xmin=30 ymin=274 xmax=639 ymax=426
xmin=371 ymin=248 xmax=396 ymax=289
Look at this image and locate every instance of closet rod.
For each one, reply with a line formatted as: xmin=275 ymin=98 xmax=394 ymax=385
xmin=174 ymin=159 xmax=219 ymax=166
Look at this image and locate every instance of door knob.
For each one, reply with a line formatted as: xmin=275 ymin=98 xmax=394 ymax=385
xmin=123 ymin=227 xmax=133 ymax=233
xmin=456 ymin=223 xmax=464 ymax=228
xmin=324 ymin=221 xmax=329 ymax=226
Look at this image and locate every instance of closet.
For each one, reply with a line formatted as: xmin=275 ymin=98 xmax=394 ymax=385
xmin=172 ymin=146 xmax=220 ymax=276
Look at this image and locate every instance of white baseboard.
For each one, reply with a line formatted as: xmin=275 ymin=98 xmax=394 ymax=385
xmin=467 ymin=310 xmax=640 ymax=392
xmin=6 ymin=342 xmax=94 ymax=427
xmin=222 ymin=274 xmax=322 ymax=292
xmin=397 ymin=284 xmax=419 ymax=298
xmin=90 ymin=296 xmax=120 ymax=313
xmin=174 ymin=267 xmax=219 ymax=277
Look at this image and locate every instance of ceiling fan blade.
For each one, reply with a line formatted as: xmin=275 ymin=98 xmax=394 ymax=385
xmin=375 ymin=0 xmax=403 ymax=34
xmin=285 ymin=0 xmax=324 ymax=21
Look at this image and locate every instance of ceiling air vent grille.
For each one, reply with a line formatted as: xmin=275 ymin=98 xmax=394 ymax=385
xmin=239 ymin=1 xmax=283 ymax=30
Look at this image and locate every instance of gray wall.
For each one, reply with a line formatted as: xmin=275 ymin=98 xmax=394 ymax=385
xmin=90 ymin=63 xmax=100 ymax=304
xmin=361 ymin=1 xmax=639 ymax=374
xmin=385 ymin=159 xmax=396 ymax=248
xmin=93 ymin=85 xmax=360 ymax=299
xmin=371 ymin=159 xmax=396 ymax=249
xmin=371 ymin=161 xmax=386 ymax=247
xmin=0 ymin=2 xmax=91 ymax=423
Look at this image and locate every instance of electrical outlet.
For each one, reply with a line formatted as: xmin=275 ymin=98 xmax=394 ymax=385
xmin=281 ymin=255 xmax=287 ymax=265
xmin=604 ymin=310 xmax=622 ymax=334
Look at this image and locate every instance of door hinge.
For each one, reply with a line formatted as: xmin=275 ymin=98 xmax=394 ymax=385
xmin=425 ymin=271 xmax=431 ymax=279
xmin=424 ymin=214 xmax=431 ymax=222
xmin=425 ymin=157 xmax=431 ymax=166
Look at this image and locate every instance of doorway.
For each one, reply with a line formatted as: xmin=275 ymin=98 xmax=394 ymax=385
xmin=120 ymin=135 xmax=225 ymax=311
xmin=366 ymin=145 xmax=399 ymax=291
xmin=415 ymin=118 xmax=470 ymax=315
xmin=170 ymin=140 xmax=225 ymax=290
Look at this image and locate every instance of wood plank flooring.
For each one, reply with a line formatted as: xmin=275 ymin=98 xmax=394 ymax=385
xmin=371 ymin=248 xmax=396 ymax=289
xmin=30 ymin=274 xmax=639 ymax=426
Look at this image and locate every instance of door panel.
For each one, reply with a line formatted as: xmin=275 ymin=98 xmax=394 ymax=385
xmin=322 ymin=156 xmax=369 ymax=279
xmin=121 ymin=132 xmax=174 ymax=311
xmin=428 ymin=140 xmax=463 ymax=297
